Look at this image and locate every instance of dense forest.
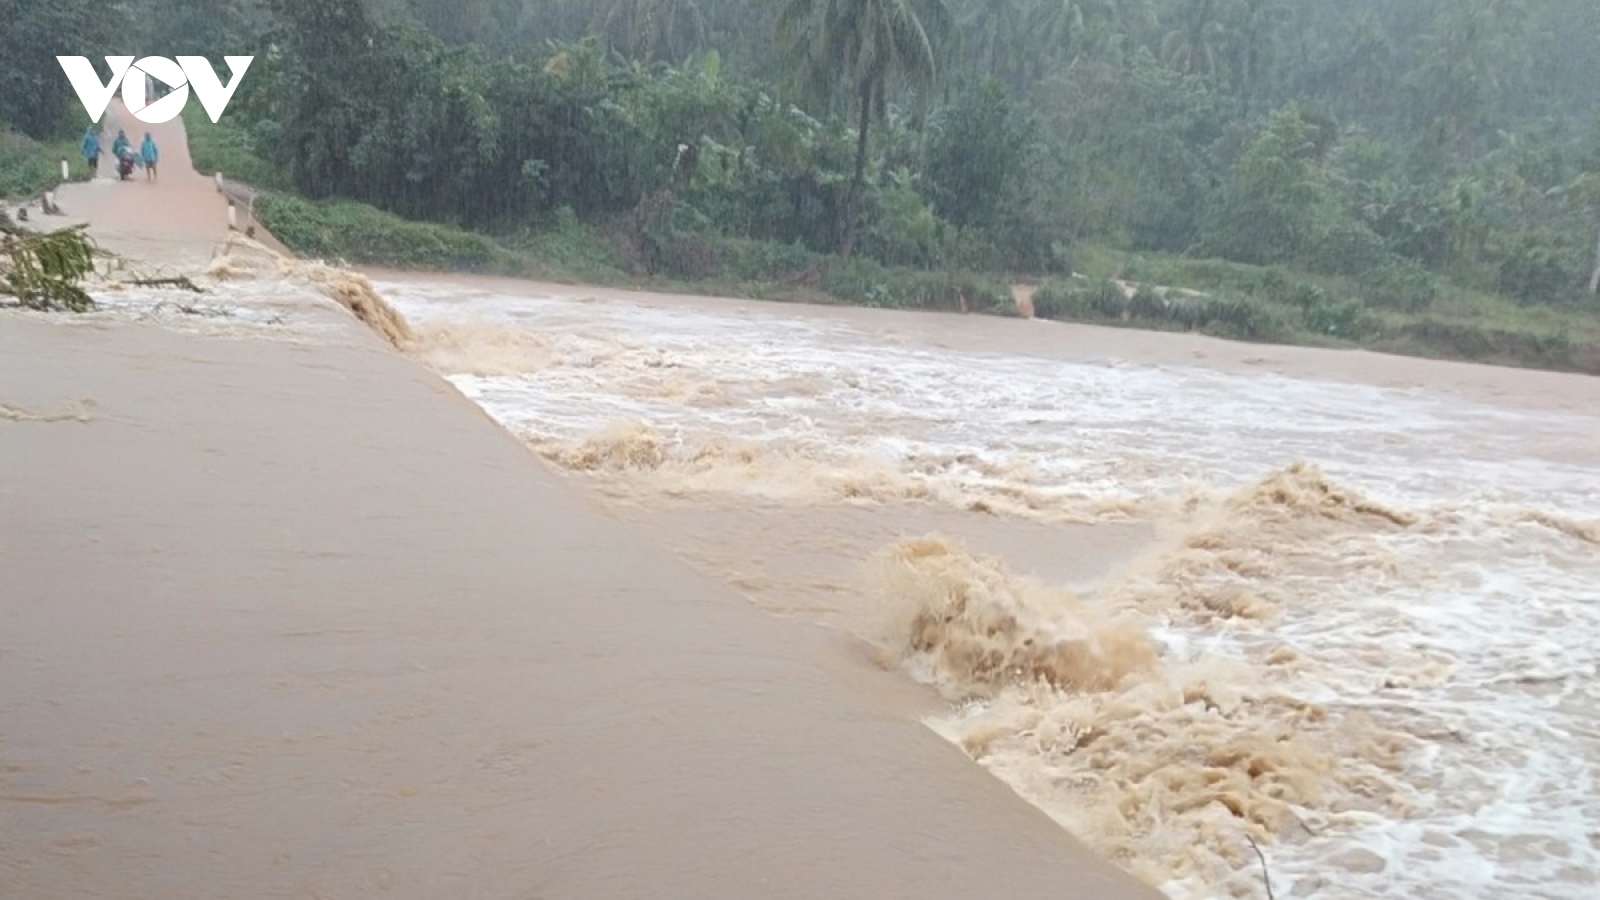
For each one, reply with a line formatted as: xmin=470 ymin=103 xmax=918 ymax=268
xmin=3 ymin=0 xmax=1599 ymax=361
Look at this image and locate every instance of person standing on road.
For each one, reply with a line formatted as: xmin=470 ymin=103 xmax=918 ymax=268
xmin=140 ymin=132 xmax=159 ymax=181
xmin=81 ymin=125 xmax=101 ymax=177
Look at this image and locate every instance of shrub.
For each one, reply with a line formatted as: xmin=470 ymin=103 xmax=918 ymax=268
xmin=860 ymin=175 xmax=942 ymax=268
xmin=1117 ymin=257 xmax=1151 ymax=283
xmin=255 ymin=194 xmax=514 ymax=271
xmin=1283 ymin=280 xmax=1330 ymax=309
xmin=512 ymin=207 xmax=628 ymax=280
xmin=1250 ymin=265 xmax=1293 ymax=299
xmin=650 ymin=230 xmax=722 ymax=279
xmin=1127 ymin=285 xmax=1168 ymax=320
xmin=1031 ymin=279 xmax=1098 ymax=320
xmin=0 ymin=130 xmax=83 ymax=199
xmin=1031 ymin=277 xmax=1295 ymax=340
xmin=1387 ymin=319 xmax=1576 ymax=368
xmin=1030 ymin=278 xmax=1132 ymax=323
xmin=1495 ymin=237 xmax=1582 ymax=306
xmin=1359 ymin=260 xmax=1437 ymax=311
xmin=937 ymin=221 xmax=1060 ymax=276
xmin=821 ymin=259 xmax=1010 ymax=312
xmin=1090 ymin=279 xmax=1129 ymax=318
xmin=715 ymin=237 xmax=821 ymax=281
xmin=1395 ymin=319 xmax=1496 ymax=359
xmin=1196 ymin=294 xmax=1294 ymax=340
xmin=1031 ymin=282 xmax=1066 ymax=320
xmin=1307 ymin=219 xmax=1390 ymax=277
xmin=1302 ymin=298 xmax=1381 ymax=339
xmin=1163 ymin=294 xmax=1210 ymax=330
xmin=182 ymin=110 xmax=289 ymax=191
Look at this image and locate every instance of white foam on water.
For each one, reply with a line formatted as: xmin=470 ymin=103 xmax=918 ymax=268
xmin=381 ymin=280 xmax=1600 ymax=899
xmin=57 ymin=278 xmax=360 ymax=344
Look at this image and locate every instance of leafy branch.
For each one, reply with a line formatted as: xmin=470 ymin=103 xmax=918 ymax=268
xmin=1 ymin=210 xmax=99 ymax=312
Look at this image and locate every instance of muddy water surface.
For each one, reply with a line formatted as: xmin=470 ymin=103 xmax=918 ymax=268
xmin=377 ymin=276 xmax=1600 ymax=900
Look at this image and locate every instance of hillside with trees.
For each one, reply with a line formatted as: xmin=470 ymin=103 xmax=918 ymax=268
xmin=3 ymin=0 xmax=1598 ymax=369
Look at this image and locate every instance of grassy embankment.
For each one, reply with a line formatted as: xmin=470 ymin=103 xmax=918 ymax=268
xmin=0 ymin=128 xmax=89 ymax=200
xmin=181 ymin=110 xmax=1016 ymax=316
xmin=1037 ymin=246 xmax=1600 ymax=373
xmin=181 ymin=111 xmax=1600 ymax=373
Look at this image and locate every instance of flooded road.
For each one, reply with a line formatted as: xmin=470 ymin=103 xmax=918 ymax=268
xmin=377 ymin=275 xmax=1600 ymax=900
xmin=7 ymin=108 xmax=1170 ymax=900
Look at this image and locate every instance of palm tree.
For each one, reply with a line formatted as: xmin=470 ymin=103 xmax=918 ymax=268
xmin=1402 ymin=0 xmax=1531 ymax=159
xmin=595 ymin=0 xmax=708 ymax=64
xmin=778 ymin=0 xmax=954 ymax=258
xmin=1070 ymin=0 xmax=1157 ymax=69
xmin=1160 ymin=0 xmax=1227 ymax=80
xmin=1336 ymin=9 xmax=1397 ymax=114
xmin=1027 ymin=0 xmax=1112 ymax=72
xmin=1228 ymin=0 xmax=1288 ymax=116
xmin=955 ymin=0 xmax=1029 ymax=89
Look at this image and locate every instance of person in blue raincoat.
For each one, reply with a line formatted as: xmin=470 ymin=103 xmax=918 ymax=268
xmin=81 ymin=125 xmax=101 ymax=177
xmin=139 ymin=132 xmax=159 ymax=181
xmin=111 ymin=129 xmax=130 ymax=160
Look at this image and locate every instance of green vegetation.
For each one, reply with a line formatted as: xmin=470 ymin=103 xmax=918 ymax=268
xmin=254 ymin=188 xmax=1015 ymax=313
xmin=201 ymin=107 xmax=1012 ymax=310
xmin=0 ymin=131 xmax=84 ymax=200
xmin=0 ymin=0 xmax=122 ymax=138
xmin=776 ymin=0 xmax=954 ymax=259
xmin=1 ymin=210 xmax=98 ymax=312
xmin=4 ymin=0 xmax=1599 ymax=370
xmin=1032 ymin=250 xmax=1600 ymax=370
xmin=182 ymin=107 xmax=290 ymax=192
xmin=254 ymin=194 xmax=518 ymax=271
xmin=0 ymin=0 xmax=117 ymax=199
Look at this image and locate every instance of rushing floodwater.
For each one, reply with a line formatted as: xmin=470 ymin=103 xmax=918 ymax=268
xmin=367 ymin=279 xmax=1600 ymax=900
xmin=77 ymin=271 xmax=1600 ymax=897
xmin=96 ymin=263 xmax=1591 ymax=899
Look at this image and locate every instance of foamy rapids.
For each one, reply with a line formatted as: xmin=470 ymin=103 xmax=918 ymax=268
xmin=90 ymin=256 xmax=1600 ymax=899
xmin=370 ymin=281 xmax=1600 ymax=900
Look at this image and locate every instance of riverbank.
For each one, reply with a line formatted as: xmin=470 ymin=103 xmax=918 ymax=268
xmin=172 ymin=113 xmax=1600 ymax=377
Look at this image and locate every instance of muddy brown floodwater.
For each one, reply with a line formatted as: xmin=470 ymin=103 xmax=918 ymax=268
xmin=373 ymin=270 xmax=1600 ymax=899
xmin=3 ymin=103 xmax=1164 ymax=900
xmin=6 ymin=103 xmax=1598 ymax=900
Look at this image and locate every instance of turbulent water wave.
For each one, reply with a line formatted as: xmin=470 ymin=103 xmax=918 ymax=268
xmin=23 ymin=235 xmax=409 ymax=349
xmin=196 ymin=234 xmax=416 ymax=346
xmin=381 ymin=285 xmax=1600 ymax=518
xmin=517 ymin=417 xmax=1157 ymax=520
xmin=868 ymin=464 xmax=1599 ymax=899
xmin=1507 ymin=508 xmax=1600 ymax=545
xmin=865 ymin=467 xmax=1429 ymax=895
xmin=378 ymin=279 xmax=1600 ymax=899
xmin=528 ymin=420 xmax=926 ymax=504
